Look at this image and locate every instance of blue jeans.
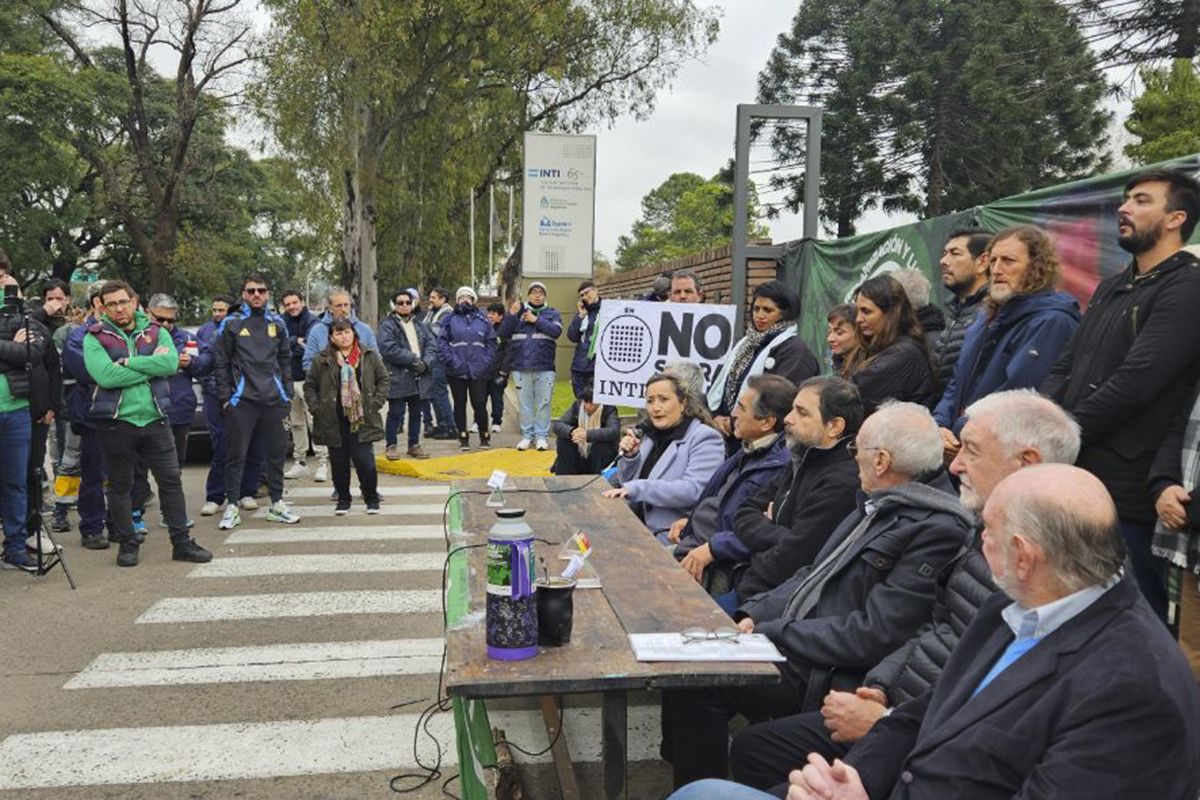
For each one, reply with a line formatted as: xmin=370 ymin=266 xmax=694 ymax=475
xmin=429 ymin=361 xmax=455 ymax=433
xmin=516 ymin=370 xmax=555 ymax=439
xmin=668 ymin=780 xmax=776 ymax=800
xmin=387 ymin=397 xmax=422 ymax=448
xmin=0 ymin=409 xmax=30 ymax=556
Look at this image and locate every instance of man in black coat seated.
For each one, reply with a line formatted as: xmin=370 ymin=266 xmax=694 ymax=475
xmin=659 ymin=401 xmax=973 ymax=789
xmin=729 ymin=376 xmax=863 ymax=603
xmin=727 ymin=389 xmax=1082 ymax=792
xmin=785 ymin=465 xmax=1200 ymax=800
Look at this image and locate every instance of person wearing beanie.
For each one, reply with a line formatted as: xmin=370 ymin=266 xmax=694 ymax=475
xmin=437 ymin=287 xmax=497 ymax=450
xmin=499 ymin=281 xmax=563 ymax=451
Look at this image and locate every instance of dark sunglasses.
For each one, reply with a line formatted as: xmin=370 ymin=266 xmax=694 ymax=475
xmin=245 ymin=287 xmax=268 ymax=295
xmin=153 ymin=314 xmax=176 ymax=324
xmin=394 ymin=299 xmax=411 ymax=305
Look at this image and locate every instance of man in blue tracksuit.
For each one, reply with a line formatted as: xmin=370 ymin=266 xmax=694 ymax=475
xmin=566 ymin=280 xmax=601 ymax=398
xmin=499 ymin=281 xmax=562 ymax=451
xmin=424 ymin=287 xmax=457 ymax=439
xmin=214 ymin=275 xmax=299 ymax=530
xmin=192 ymin=294 xmax=263 ymax=517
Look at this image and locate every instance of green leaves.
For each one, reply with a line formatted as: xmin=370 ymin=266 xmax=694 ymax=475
xmin=1125 ymin=59 xmax=1200 ymax=165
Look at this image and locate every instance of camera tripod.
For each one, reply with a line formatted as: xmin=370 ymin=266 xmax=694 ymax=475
xmin=20 ymin=503 xmax=76 ymax=589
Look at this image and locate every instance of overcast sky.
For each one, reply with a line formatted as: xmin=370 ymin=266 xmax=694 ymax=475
xmin=592 ymin=0 xmax=809 ymax=259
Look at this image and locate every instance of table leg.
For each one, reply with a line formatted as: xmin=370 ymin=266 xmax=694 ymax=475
xmin=540 ymin=695 xmax=582 ymax=800
xmin=602 ymin=690 xmax=628 ymax=800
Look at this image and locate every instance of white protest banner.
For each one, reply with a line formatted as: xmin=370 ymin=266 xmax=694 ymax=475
xmin=522 ymin=132 xmax=596 ymax=277
xmin=592 ymin=300 xmax=736 ymax=408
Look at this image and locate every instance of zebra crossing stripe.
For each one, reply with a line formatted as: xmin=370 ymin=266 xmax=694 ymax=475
xmin=0 ymin=706 xmax=661 ymax=789
xmin=187 ymin=553 xmax=446 ymax=578
xmin=223 ymin=524 xmax=445 ymax=544
xmin=65 ymin=639 xmax=445 ymax=689
xmin=285 ymin=485 xmax=449 ymax=498
xmin=252 ymin=503 xmax=445 ymax=518
xmin=136 ymin=591 xmax=441 ymax=623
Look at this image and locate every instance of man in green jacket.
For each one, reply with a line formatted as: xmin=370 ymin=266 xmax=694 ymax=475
xmin=83 ymin=280 xmax=211 ymax=567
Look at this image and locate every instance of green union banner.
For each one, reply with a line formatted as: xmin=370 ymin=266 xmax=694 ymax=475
xmin=782 ymin=154 xmax=1200 ymax=362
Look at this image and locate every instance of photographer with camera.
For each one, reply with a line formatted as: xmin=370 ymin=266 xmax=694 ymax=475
xmin=0 ymin=272 xmax=47 ymax=570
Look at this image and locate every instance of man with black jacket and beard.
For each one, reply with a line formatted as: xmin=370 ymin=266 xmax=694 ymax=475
xmin=1042 ymin=167 xmax=1200 ymax=623
xmin=728 ymin=376 xmax=863 ymax=603
xmin=659 ymin=401 xmax=972 ymax=789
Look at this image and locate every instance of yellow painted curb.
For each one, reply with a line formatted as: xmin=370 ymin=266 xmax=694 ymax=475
xmin=376 ymin=449 xmax=556 ymax=480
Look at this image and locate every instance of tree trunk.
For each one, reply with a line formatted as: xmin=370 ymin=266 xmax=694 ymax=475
xmin=1175 ymin=0 xmax=1200 ymax=59
xmin=342 ymin=101 xmax=381 ymax=327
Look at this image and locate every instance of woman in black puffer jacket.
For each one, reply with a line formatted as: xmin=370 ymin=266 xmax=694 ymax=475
xmin=842 ymin=273 xmax=937 ymax=413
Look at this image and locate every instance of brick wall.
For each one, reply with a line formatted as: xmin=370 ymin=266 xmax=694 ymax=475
xmin=595 ymin=242 xmax=779 ymax=307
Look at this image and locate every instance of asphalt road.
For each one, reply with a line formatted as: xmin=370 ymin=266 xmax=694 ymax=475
xmin=0 ymin=438 xmax=671 ymax=800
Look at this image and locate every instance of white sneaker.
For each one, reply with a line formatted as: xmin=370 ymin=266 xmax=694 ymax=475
xmin=516 ymin=438 xmax=531 ymax=451
xmin=199 ymin=501 xmax=222 ymax=516
xmin=314 ymin=463 xmax=329 ymax=482
xmin=265 ymin=500 xmax=301 ymax=524
xmin=470 ymin=422 xmax=479 ymax=433
xmin=284 ymin=461 xmax=309 ymax=479
xmin=238 ymin=496 xmax=259 ymax=511
xmin=26 ymin=534 xmax=56 ymax=554
xmin=491 ymin=423 xmax=502 ymax=433
xmin=218 ymin=505 xmax=241 ymax=530
xmin=535 ymin=438 xmax=549 ymax=451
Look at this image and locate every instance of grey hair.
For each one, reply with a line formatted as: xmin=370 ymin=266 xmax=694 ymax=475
xmin=146 ymin=293 xmax=177 ymax=311
xmin=327 ymin=287 xmax=351 ymax=303
xmin=1001 ymin=488 xmax=1125 ymax=594
xmin=964 ymin=389 xmax=1080 ymax=464
xmin=866 ymin=401 xmax=943 ymax=476
xmin=663 ymin=360 xmax=706 ymax=404
xmin=890 ymin=268 xmax=931 ymax=309
xmin=672 ymin=268 xmax=703 ymax=293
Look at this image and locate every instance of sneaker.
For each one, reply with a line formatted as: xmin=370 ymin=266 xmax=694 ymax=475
xmin=459 ymin=432 xmax=470 ymax=451
xmin=431 ymin=428 xmax=457 ymax=440
xmin=385 ymin=445 xmax=400 ymax=461
xmin=200 ymin=500 xmax=223 ymax=516
xmin=218 ymin=505 xmax=241 ymax=531
xmin=265 ymin=500 xmax=301 ymax=525
xmin=26 ymin=534 xmax=56 ymax=554
xmin=116 ymin=541 xmax=140 ymax=567
xmin=238 ymin=496 xmax=259 ymax=511
xmin=479 ymin=434 xmax=492 ymax=449
xmin=284 ymin=461 xmax=309 ymax=479
xmin=131 ymin=510 xmax=148 ymax=535
xmin=516 ymin=438 xmax=532 ymax=451
xmin=334 ymin=503 xmax=350 ymax=516
xmin=172 ymin=538 xmax=213 ymax=563
xmin=491 ymin=423 xmax=502 ymax=433
xmin=407 ymin=445 xmax=429 ymax=459
xmin=110 ymin=528 xmax=145 ymax=545
xmin=366 ymin=499 xmax=381 ymax=514
xmin=424 ymin=427 xmax=435 ymax=437
xmin=50 ymin=506 xmax=71 ymax=533
xmin=535 ymin=438 xmax=549 ymax=451
xmin=81 ymin=533 xmax=110 ymax=550
xmin=2 ymin=550 xmax=34 ymax=570
xmin=470 ymin=422 xmax=479 ymax=433
xmin=314 ymin=463 xmax=329 ymax=482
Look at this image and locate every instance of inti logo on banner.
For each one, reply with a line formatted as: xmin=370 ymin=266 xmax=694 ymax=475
xmin=593 ymin=300 xmax=736 ymax=408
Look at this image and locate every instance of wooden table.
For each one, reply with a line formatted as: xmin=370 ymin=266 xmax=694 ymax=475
xmin=444 ymin=475 xmax=781 ymax=799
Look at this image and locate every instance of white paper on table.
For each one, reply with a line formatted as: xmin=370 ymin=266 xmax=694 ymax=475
xmin=627 ymin=632 xmax=787 ymax=662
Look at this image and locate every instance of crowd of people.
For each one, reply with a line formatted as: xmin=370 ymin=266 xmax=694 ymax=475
xmin=2 ymin=165 xmax=1200 ymax=794
xmin=588 ymin=167 xmax=1200 ymax=797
